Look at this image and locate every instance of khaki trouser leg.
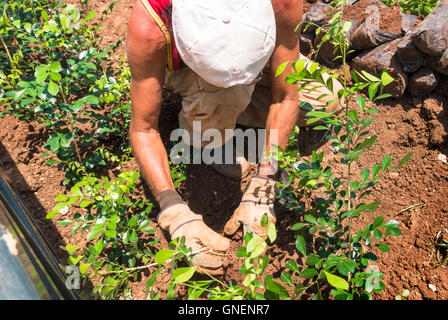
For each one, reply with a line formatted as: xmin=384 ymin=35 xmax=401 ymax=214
xmin=165 ymin=67 xmax=255 ymax=149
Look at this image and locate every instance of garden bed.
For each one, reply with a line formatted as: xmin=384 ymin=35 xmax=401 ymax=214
xmin=1 ymin=0 xmax=447 ymax=300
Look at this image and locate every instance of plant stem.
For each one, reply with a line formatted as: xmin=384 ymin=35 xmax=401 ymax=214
xmin=0 ymin=34 xmax=13 ymax=65
xmin=97 ymin=247 xmax=209 ymax=275
xmin=58 ymin=82 xmax=82 ymax=163
xmin=396 ymin=202 xmax=426 ymax=215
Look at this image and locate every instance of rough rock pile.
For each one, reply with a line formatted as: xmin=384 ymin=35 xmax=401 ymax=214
xmin=301 ymin=0 xmax=448 ymax=98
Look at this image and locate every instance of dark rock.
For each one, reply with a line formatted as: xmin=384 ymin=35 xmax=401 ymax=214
xmin=302 ymin=3 xmax=333 ymax=34
xmin=425 ymin=55 xmax=448 ymax=76
xmin=410 ymin=0 xmax=448 ymax=57
xmin=351 ymin=39 xmax=408 ymax=98
xmin=435 ymin=76 xmax=448 ymax=96
xmin=408 ymin=67 xmax=440 ymax=97
xmin=397 ymin=35 xmax=426 ymax=73
xmin=442 ymin=48 xmax=448 ymax=68
xmin=350 ymin=21 xmax=401 ymax=51
xmin=401 ymin=13 xmax=419 ymax=34
xmin=299 ymin=33 xmax=315 ymax=56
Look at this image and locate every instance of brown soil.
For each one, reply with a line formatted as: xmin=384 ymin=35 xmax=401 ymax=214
xmin=1 ymin=0 xmax=448 ymax=300
xmin=343 ymin=0 xmax=403 ymax=34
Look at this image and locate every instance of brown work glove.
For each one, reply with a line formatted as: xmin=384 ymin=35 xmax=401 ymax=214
xmin=158 ymin=203 xmax=230 ymax=274
xmin=224 ymin=176 xmax=279 ymax=238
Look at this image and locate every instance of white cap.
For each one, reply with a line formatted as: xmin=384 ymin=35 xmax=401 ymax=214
xmin=172 ymin=0 xmax=276 ymax=88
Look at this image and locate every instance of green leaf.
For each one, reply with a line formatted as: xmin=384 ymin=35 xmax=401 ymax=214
xmin=381 ymin=155 xmax=392 ymax=172
xmin=301 ymin=267 xmax=318 ymax=279
xmin=55 ymin=194 xmax=68 ymax=201
xmin=381 ymin=70 xmax=394 ymax=86
xmin=264 ymin=275 xmax=290 ymax=297
xmin=46 ymin=202 xmax=68 ymax=219
xmin=79 ymin=263 xmax=91 ymax=274
xmin=304 ymin=215 xmax=317 ymax=224
xmin=65 ymin=244 xmax=78 ymax=254
xmin=48 ymin=80 xmax=59 ymax=96
xmin=344 ymin=150 xmax=362 ymax=162
xmin=94 ymin=238 xmax=104 ymax=255
xmin=280 ymin=272 xmax=294 ymax=286
xmin=305 ymin=254 xmax=321 ymax=266
xmin=382 ymin=219 xmax=399 ymax=228
xmin=127 ymin=215 xmax=138 ymax=228
xmin=49 ymin=61 xmax=62 ymax=73
xmin=368 ymin=82 xmax=380 ymax=101
xmin=104 ymin=230 xmax=116 ymax=238
xmin=267 ymin=223 xmax=277 ymax=243
xmin=49 ymin=72 xmax=61 ymax=81
xmin=249 ymin=241 xmax=267 ymax=259
xmin=260 ymin=213 xmax=269 ymax=227
xmin=295 ymin=235 xmax=307 ymax=257
xmin=398 ymin=152 xmax=413 ymax=168
xmin=35 ymin=66 xmax=48 ymax=83
xmin=356 ymin=95 xmax=365 ymax=112
xmin=291 ymin=223 xmax=309 ymax=231
xmin=46 ymin=159 xmax=58 ymax=166
xmin=286 ymin=259 xmax=300 ymax=273
xmin=155 ymin=249 xmax=176 ymax=264
xmin=373 ymin=229 xmax=383 ymax=241
xmin=324 ymin=271 xmax=349 ymax=291
xmin=360 ymin=168 xmax=370 ymax=183
xmin=372 ymin=216 xmax=384 ymax=229
xmin=57 ymin=219 xmax=73 ymax=226
xmin=337 ymin=260 xmax=356 ymax=276
xmin=172 ymin=267 xmax=197 ymax=283
xmin=246 ymin=235 xmax=262 ymax=253
xmin=360 ymin=70 xmax=380 ymax=82
xmin=142 ymin=227 xmax=156 ymax=233
xmin=85 ymin=11 xmax=97 ymax=21
xmin=355 ymin=135 xmax=378 ymax=152
xmin=68 ymin=254 xmax=82 ymax=265
xmin=236 ymin=247 xmax=247 ymax=258
xmin=129 ymin=230 xmax=138 ymax=243
xmin=79 ymin=200 xmax=92 ymax=208
xmin=387 ymin=227 xmax=401 ymax=236
xmin=275 ymin=61 xmax=289 ymax=77
xmin=349 ymin=110 xmax=358 ymax=122
xmin=378 ymin=244 xmax=390 ymax=252
xmin=372 ymin=164 xmax=381 ymax=178
xmin=87 ymin=223 xmax=104 ymax=241
xmin=146 ymin=267 xmax=162 ymax=288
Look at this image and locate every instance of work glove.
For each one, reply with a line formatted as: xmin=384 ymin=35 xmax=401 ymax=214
xmin=224 ymin=176 xmax=279 ymax=238
xmin=158 ymin=202 xmax=230 ymax=274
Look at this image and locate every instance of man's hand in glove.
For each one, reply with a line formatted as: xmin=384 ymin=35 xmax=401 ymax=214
xmin=224 ymin=176 xmax=279 ymax=238
xmin=157 ymin=195 xmax=230 ymax=274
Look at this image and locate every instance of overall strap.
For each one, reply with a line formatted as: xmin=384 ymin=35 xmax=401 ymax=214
xmin=140 ymin=0 xmax=174 ymax=71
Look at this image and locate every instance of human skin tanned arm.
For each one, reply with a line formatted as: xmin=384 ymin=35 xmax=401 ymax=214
xmin=127 ymin=0 xmax=175 ymax=200
xmin=260 ymin=0 xmax=303 ymax=175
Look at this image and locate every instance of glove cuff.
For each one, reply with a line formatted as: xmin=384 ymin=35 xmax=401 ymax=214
xmin=157 ymin=189 xmax=185 ymax=212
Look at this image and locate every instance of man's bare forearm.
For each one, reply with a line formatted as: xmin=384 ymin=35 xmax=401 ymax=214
xmin=130 ymin=127 xmax=175 ymax=199
xmin=265 ymin=99 xmax=299 ymax=151
xmin=129 ymin=78 xmax=175 ymax=200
